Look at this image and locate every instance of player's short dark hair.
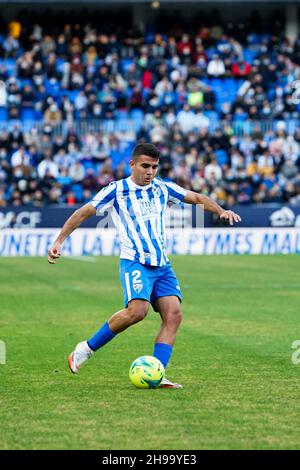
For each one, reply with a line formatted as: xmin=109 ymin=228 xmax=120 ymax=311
xmin=133 ymin=143 xmax=160 ymax=161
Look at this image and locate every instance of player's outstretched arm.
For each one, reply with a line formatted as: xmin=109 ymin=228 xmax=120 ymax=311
xmin=184 ymin=190 xmax=242 ymax=226
xmin=47 ymin=203 xmax=96 ymax=264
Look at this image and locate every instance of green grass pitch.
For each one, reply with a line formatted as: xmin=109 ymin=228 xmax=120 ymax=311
xmin=0 ymin=255 xmax=300 ymax=450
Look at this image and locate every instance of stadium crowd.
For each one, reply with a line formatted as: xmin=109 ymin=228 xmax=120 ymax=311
xmin=0 ymin=10 xmax=300 ymax=207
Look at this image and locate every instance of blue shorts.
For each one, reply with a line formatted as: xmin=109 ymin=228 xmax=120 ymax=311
xmin=119 ymin=259 xmax=182 ymax=312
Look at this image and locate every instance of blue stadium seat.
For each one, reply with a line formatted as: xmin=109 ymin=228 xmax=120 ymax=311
xmin=120 ymin=59 xmax=134 ymax=74
xmin=44 ymin=79 xmax=61 ymax=98
xmin=210 ymin=78 xmax=223 ymax=88
xmin=115 ymin=109 xmax=129 ymax=119
xmin=144 ymin=33 xmax=155 ymax=44
xmin=0 ymin=107 xmax=8 ymax=121
xmin=130 ymin=109 xmax=144 ymax=132
xmin=206 ymin=49 xmax=218 ymax=60
xmin=215 ymin=149 xmax=229 ymax=166
xmin=71 ymin=183 xmax=83 ymax=201
xmin=130 ymin=109 xmax=144 ymax=120
xmin=4 ymin=58 xmax=17 ymax=77
xmin=20 ymin=79 xmax=33 ymax=88
xmin=201 ymin=77 xmax=210 ymax=86
xmin=66 ymin=90 xmax=80 ymax=103
xmin=82 ymin=161 xmax=95 ymax=171
xmin=21 ymin=108 xmax=37 ymax=121
xmin=243 ymin=49 xmax=257 ymax=64
xmin=204 ymin=110 xmax=219 ymax=122
xmin=56 ymin=58 xmax=66 ymax=73
xmin=247 ymin=34 xmax=260 ymax=45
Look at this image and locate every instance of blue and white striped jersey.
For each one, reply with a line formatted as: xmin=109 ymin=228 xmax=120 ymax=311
xmin=90 ymin=177 xmax=187 ymax=266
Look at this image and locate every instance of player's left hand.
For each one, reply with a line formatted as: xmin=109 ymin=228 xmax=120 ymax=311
xmin=219 ymin=210 xmax=242 ymax=226
xmin=48 ymin=241 xmax=61 ymax=264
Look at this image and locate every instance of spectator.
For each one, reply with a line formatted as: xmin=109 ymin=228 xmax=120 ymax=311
xmin=0 ymin=81 xmax=7 ymax=106
xmin=0 ymin=13 xmax=299 ymax=207
xmin=44 ymin=103 xmax=63 ymax=123
xmin=204 ymin=157 xmax=223 ymax=182
xmin=231 ymin=58 xmax=252 ymax=77
xmin=176 ymin=104 xmax=195 ymax=134
xmin=3 ymin=33 xmax=19 ymax=58
xmin=207 ymin=55 xmax=226 ymax=77
xmin=37 ymin=151 xmax=59 ymax=179
xmin=69 ymin=161 xmax=85 ymax=182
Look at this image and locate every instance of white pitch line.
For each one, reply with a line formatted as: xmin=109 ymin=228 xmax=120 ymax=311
xmin=67 ymin=256 xmax=97 ymax=263
xmin=220 ymin=283 xmax=300 ymax=288
xmin=183 ymin=283 xmax=300 ymax=289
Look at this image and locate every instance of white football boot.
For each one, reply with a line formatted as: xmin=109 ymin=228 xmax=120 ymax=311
xmin=159 ymin=377 xmax=183 ymax=389
xmin=68 ymin=341 xmax=93 ymax=374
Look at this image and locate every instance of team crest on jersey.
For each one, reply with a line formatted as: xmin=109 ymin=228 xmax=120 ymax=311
xmin=153 ymin=186 xmax=161 ymax=197
xmin=133 ymin=283 xmax=143 ymax=294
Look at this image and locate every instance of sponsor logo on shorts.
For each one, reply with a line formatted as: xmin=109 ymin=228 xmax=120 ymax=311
xmin=133 ymin=283 xmax=143 ymax=294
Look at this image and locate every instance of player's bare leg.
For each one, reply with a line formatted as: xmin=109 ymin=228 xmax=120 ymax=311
xmin=68 ymin=299 xmax=149 ymax=373
xmin=153 ymin=296 xmax=183 ymax=388
xmin=154 ymin=296 xmax=182 ymax=346
xmin=108 ymin=299 xmax=149 ymax=333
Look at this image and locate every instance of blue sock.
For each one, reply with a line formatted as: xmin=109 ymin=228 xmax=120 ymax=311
xmin=87 ymin=322 xmax=116 ymax=352
xmin=153 ymin=343 xmax=173 ymax=369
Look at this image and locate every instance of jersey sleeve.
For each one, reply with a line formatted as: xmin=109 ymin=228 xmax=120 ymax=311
xmin=164 ymin=180 xmax=187 ymax=205
xmin=89 ymin=182 xmax=116 ymax=214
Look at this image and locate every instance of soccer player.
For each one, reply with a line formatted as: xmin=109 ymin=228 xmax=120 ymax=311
xmin=48 ymin=143 xmax=241 ymax=388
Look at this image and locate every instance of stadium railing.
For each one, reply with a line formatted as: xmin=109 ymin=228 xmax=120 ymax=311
xmin=0 ymin=119 xmax=299 ymax=137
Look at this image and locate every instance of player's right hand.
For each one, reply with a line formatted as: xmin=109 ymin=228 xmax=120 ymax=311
xmin=48 ymin=242 xmax=61 ymax=264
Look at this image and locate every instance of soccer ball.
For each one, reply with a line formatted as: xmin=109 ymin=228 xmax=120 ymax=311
xmin=129 ymin=355 xmax=165 ymax=389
